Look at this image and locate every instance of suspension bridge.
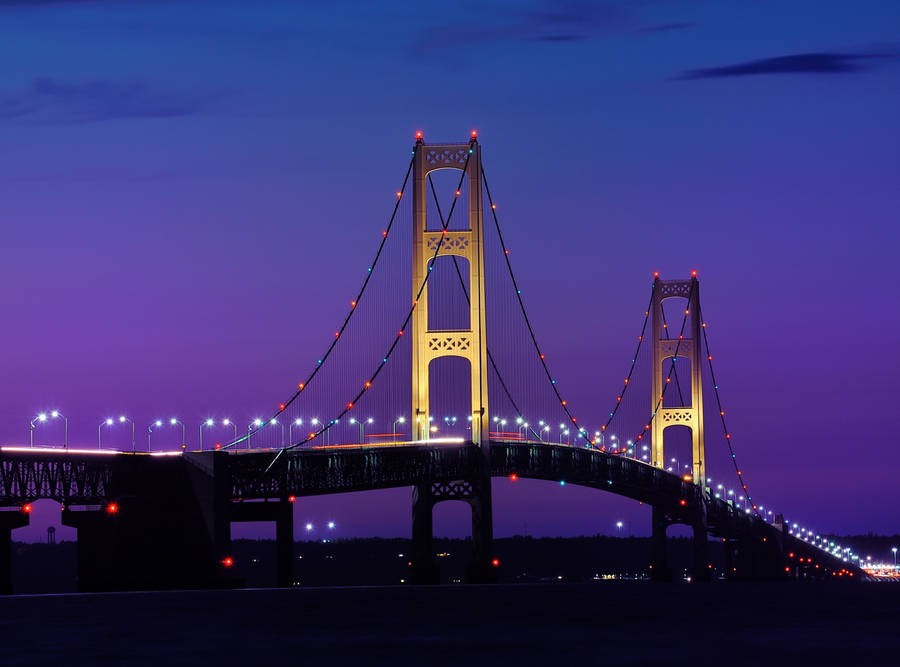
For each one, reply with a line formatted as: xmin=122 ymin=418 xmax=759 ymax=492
xmin=0 ymin=133 xmax=865 ymax=592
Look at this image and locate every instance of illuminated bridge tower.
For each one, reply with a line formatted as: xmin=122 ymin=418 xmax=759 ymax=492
xmin=650 ymin=274 xmax=709 ymax=581
xmin=410 ymin=133 xmax=494 ymax=584
xmin=650 ymin=275 xmax=705 ymax=484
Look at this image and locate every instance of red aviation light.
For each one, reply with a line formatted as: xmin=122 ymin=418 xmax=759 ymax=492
xmin=22 ymin=504 xmax=32 ymax=514
xmin=509 ymin=474 xmax=518 ymax=482
xmin=679 ymin=499 xmax=687 ymax=506
xmin=471 ymin=129 xmax=478 ymax=139
xmin=491 ymin=558 xmax=500 ymax=567
xmin=222 ymin=557 xmax=234 ymax=568
xmin=288 ymin=495 xmax=296 ymax=503
xmin=414 ymin=130 xmax=423 ymax=140
xmin=106 ymin=503 xmax=119 ymax=515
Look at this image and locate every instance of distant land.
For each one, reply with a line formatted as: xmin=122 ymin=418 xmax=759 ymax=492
xmin=11 ymin=534 xmax=899 ymax=593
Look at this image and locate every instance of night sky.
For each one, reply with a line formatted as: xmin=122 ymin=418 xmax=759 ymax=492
xmin=2 ymin=0 xmax=899 ymax=543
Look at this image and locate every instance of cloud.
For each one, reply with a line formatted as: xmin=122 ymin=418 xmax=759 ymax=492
xmin=636 ymin=22 xmax=695 ymax=34
xmin=415 ymin=0 xmax=631 ymax=54
xmin=677 ymin=52 xmax=888 ymax=80
xmin=0 ymin=77 xmax=222 ymax=123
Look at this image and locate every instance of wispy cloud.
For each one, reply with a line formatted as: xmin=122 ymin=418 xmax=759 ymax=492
xmin=414 ymin=1 xmax=632 ymax=54
xmin=676 ymin=52 xmax=889 ymax=80
xmin=636 ymin=22 xmax=695 ymax=34
xmin=0 ymin=77 xmax=222 ymax=123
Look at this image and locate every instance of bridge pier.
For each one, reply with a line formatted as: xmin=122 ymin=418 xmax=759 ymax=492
xmin=230 ymin=498 xmax=294 ymax=587
xmin=411 ymin=477 xmax=496 ymax=585
xmin=410 ymin=483 xmax=439 ymax=585
xmin=650 ymin=506 xmax=672 ymax=582
xmin=692 ymin=504 xmax=712 ymax=582
xmin=62 ymin=453 xmax=234 ymax=592
xmin=0 ymin=510 xmax=29 ymax=594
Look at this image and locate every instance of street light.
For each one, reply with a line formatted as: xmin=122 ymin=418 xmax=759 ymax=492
xmin=147 ymin=419 xmax=163 ymax=450
xmin=393 ymin=416 xmax=405 ymax=442
xmin=349 ymin=417 xmax=373 ymax=443
xmin=289 ymin=418 xmax=303 ymax=445
xmin=29 ymin=412 xmax=47 ymax=447
xmin=170 ymin=418 xmax=185 ymax=448
xmin=616 ymin=521 xmax=624 ymax=535
xmin=222 ymin=418 xmax=237 ymax=445
xmin=118 ymin=415 xmax=135 ymax=452
xmin=892 ymin=547 xmax=897 ymax=566
xmin=248 ymin=418 xmax=263 ymax=449
xmin=30 ymin=410 xmax=68 ymax=448
xmin=98 ymin=418 xmax=114 ymax=448
xmin=199 ymin=418 xmax=215 ymax=451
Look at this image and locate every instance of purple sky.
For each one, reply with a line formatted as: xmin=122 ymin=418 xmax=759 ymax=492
xmin=2 ymin=0 xmax=899 ymax=543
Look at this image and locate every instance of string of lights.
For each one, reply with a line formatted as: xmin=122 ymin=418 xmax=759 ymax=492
xmin=698 ymin=301 xmax=759 ymax=517
xmin=627 ymin=278 xmax=694 ymax=449
xmin=222 ymin=145 xmax=418 ymax=450
xmin=598 ymin=287 xmax=653 ymax=438
xmin=426 ymin=174 xmax=538 ymax=440
xmin=481 ymin=166 xmax=593 ymax=446
xmin=273 ymin=135 xmax=477 ymax=456
xmin=660 ymin=305 xmax=687 ymax=407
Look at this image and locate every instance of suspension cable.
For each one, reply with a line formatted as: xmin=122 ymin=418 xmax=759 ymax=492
xmin=599 ymin=287 xmax=653 ymax=439
xmin=481 ymin=166 xmax=592 ymax=446
xmin=271 ymin=140 xmax=476 ymax=460
xmin=698 ymin=300 xmax=759 ymax=517
xmin=223 ymin=146 xmax=418 ymax=449
xmin=660 ymin=304 xmax=687 ymax=407
xmin=629 ymin=280 xmax=694 ymax=449
xmin=426 ymin=174 xmax=536 ymax=440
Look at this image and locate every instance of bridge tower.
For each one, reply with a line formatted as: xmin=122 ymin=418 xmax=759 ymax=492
xmin=650 ymin=275 xmax=705 ymax=488
xmin=649 ymin=275 xmax=709 ymax=581
xmin=410 ymin=133 xmax=494 ymax=584
xmin=411 ymin=134 xmax=490 ymax=445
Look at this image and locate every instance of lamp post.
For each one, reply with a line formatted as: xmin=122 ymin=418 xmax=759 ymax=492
xmin=148 ymin=419 xmax=163 ymax=451
xmin=271 ymin=417 xmax=284 ymax=446
xmin=616 ymin=520 xmax=624 ymax=536
xmin=29 ymin=413 xmax=46 ymax=447
xmin=222 ymin=419 xmax=237 ymax=446
xmin=289 ymin=418 xmax=303 ymax=445
xmin=392 ymin=416 xmax=405 ymax=442
xmin=98 ymin=418 xmax=114 ymax=448
xmin=51 ymin=410 xmax=68 ymax=449
xmin=200 ymin=418 xmax=215 ymax=451
xmin=118 ymin=415 xmax=135 ymax=452
xmin=170 ymin=418 xmax=185 ymax=448
xmin=31 ymin=411 xmax=68 ymax=448
xmin=249 ymin=418 xmax=263 ymax=449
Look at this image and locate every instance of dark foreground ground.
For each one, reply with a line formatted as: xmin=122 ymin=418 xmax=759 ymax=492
xmin=1 ymin=582 xmax=897 ymax=666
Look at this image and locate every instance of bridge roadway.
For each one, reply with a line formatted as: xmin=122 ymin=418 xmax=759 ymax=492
xmin=0 ymin=441 xmax=863 ymax=591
